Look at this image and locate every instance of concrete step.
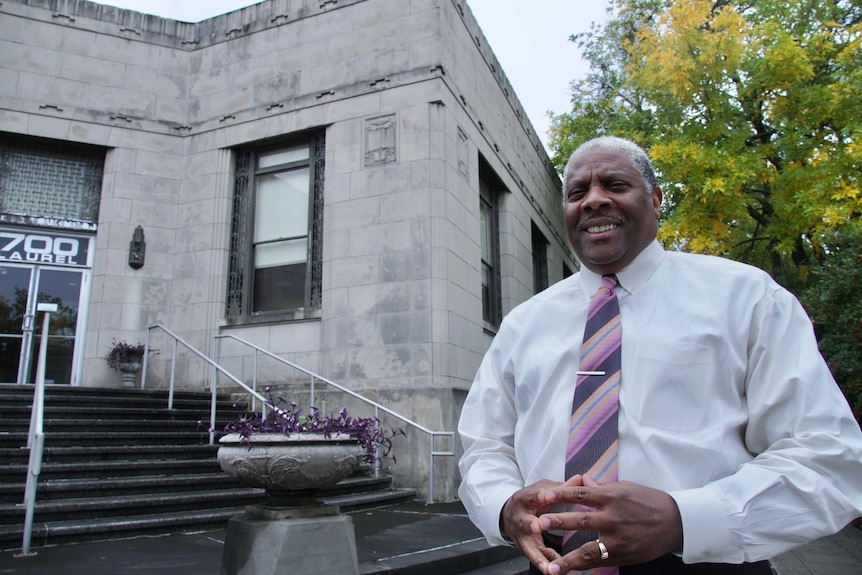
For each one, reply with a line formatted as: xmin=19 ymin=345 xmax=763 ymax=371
xmin=0 ymin=385 xmax=232 ymax=409
xmin=0 ymin=457 xmax=225 ymax=482
xmin=1 ymin=421 xmax=230 ymax=434
xmin=0 ymin=471 xmax=406 ymax=508
xmin=0 ymin=472 xmax=244 ymax=502
xmin=0 ymin=486 xmax=416 ymax=551
xmin=0 ymin=508 xmax=243 ymax=549
xmin=36 ymin=419 xmax=207 ymax=433
xmin=0 ymin=385 xmax=418 ymax=553
xmin=0 ymin=431 xmax=213 ymax=448
xmin=0 ymin=405 xmax=233 ymax=424
xmin=0 ymin=487 xmax=267 ymax=523
xmin=323 ymin=487 xmax=417 ymax=512
xmin=0 ymin=483 xmax=416 ymax=525
xmin=0 ymin=468 xmax=415 ymax=549
xmin=0 ymin=444 xmax=219 ymax=465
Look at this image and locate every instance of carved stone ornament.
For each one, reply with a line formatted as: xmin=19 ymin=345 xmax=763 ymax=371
xmin=364 ymin=114 xmax=397 ymax=166
xmin=217 ymin=433 xmax=364 ymax=492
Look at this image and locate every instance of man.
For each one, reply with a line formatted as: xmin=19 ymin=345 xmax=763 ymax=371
xmin=458 ymin=136 xmax=862 ymax=574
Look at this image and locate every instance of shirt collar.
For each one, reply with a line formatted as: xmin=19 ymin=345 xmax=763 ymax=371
xmin=578 ymin=240 xmax=665 ymax=298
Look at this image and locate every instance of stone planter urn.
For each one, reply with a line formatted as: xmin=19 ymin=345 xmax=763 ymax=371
xmin=117 ymin=360 xmax=142 ymax=388
xmin=217 ymin=433 xmax=365 ymax=575
xmin=217 ymin=432 xmax=364 ymax=500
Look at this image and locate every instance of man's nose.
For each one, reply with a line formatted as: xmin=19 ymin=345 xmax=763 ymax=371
xmin=581 ymin=185 xmax=611 ymax=209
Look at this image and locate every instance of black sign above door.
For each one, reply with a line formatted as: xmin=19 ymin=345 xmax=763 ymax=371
xmin=0 ymin=229 xmax=90 ymax=268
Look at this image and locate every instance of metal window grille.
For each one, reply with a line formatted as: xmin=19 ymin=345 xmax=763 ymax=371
xmin=0 ymin=140 xmax=103 ymax=226
xmin=479 ymin=158 xmax=504 ymax=327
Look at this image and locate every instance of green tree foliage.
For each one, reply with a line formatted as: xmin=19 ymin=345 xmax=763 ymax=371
xmin=549 ymin=0 xmax=862 ymax=284
xmin=800 ymin=225 xmax=862 ymax=422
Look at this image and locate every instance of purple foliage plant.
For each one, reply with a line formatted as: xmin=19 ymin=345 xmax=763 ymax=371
xmin=221 ymin=386 xmax=405 ymax=466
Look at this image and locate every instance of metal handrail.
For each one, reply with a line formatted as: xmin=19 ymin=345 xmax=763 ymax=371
xmin=212 ymin=334 xmax=455 ymax=503
xmin=16 ymin=302 xmax=58 ymax=558
xmin=139 ymin=326 xmax=455 ymax=502
xmin=142 ymin=324 xmax=270 ymax=445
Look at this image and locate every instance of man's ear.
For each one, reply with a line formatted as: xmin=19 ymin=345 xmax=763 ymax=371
xmin=652 ymin=186 xmax=662 ymax=219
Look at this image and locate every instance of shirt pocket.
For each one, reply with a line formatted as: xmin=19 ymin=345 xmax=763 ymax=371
xmin=626 ymin=340 xmax=714 ymax=432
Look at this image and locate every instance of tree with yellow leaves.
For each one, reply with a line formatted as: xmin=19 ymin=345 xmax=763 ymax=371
xmin=550 ymin=0 xmax=862 ymax=286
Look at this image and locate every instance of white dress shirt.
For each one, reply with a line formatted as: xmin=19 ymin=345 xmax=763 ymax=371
xmin=458 ymin=240 xmax=862 ymax=564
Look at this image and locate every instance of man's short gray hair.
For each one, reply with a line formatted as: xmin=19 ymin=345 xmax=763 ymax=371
xmin=564 ymin=136 xmax=658 ymax=191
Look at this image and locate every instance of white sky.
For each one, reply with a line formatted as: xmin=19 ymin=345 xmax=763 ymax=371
xmin=99 ymin=0 xmax=610 ymax=151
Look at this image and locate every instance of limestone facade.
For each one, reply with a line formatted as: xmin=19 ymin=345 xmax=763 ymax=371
xmin=0 ymin=0 xmax=576 ymax=499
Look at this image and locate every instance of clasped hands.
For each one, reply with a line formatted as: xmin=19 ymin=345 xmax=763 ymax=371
xmin=500 ymin=475 xmax=683 ymax=574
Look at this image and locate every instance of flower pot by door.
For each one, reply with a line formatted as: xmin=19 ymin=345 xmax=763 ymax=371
xmin=117 ymin=361 xmax=141 ymax=388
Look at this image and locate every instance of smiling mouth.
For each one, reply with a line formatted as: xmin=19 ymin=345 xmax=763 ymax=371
xmin=585 ymin=224 xmax=619 ymax=234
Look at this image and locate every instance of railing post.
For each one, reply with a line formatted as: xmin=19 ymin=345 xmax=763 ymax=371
xmin=142 ymin=328 xmax=151 ymax=389
xmin=252 ymin=350 xmax=258 ymax=413
xmin=310 ymin=375 xmax=316 ymax=410
xmin=428 ymin=434 xmax=435 ymax=504
xmin=373 ymin=405 xmax=381 ymax=478
xmin=209 ymin=336 xmax=219 ymax=445
xmin=168 ymin=338 xmax=178 ymax=410
xmin=209 ymin=364 xmax=218 ymax=446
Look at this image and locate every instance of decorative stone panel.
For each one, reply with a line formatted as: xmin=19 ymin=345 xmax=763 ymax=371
xmin=364 ymin=114 xmax=397 ymax=166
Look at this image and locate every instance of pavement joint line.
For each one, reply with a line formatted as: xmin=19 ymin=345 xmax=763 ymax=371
xmin=347 ymin=503 xmax=403 ymax=514
xmin=385 ymin=509 xmax=470 ymax=517
xmin=375 ymin=537 xmax=486 ymax=562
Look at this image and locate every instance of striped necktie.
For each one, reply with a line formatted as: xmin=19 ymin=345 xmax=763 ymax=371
xmin=563 ymin=274 xmax=621 ymax=573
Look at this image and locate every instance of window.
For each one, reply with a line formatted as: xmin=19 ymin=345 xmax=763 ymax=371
xmin=227 ymin=133 xmax=325 ymax=319
xmin=531 ymin=221 xmax=549 ymax=293
xmin=479 ymin=158 xmax=502 ymax=327
xmin=0 ymin=135 xmax=103 ymax=229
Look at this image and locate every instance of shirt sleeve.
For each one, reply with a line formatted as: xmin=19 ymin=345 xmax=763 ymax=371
xmin=669 ymin=286 xmax=862 ymax=563
xmin=457 ymin=327 xmax=524 ymax=547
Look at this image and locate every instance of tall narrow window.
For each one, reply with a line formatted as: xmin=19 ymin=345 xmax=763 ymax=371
xmin=531 ymin=221 xmax=549 ymax=293
xmin=479 ymin=159 xmax=502 ymax=327
xmin=227 ymin=133 xmax=325 ymax=319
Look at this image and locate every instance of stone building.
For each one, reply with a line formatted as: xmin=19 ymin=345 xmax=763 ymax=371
xmin=0 ymin=0 xmax=576 ymax=499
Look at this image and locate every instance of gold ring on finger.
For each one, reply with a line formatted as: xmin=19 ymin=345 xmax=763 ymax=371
xmin=596 ymin=538 xmax=610 ymax=561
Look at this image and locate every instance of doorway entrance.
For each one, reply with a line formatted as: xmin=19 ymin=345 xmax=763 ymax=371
xmin=0 ymin=229 xmax=92 ymax=385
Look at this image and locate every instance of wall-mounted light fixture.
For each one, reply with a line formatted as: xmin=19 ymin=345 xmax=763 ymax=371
xmin=128 ymin=225 xmax=146 ymax=269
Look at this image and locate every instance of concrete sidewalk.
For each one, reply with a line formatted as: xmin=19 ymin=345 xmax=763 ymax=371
xmin=768 ymin=522 xmax=862 ymax=575
xmin=0 ymin=500 xmax=521 ymax=575
xmin=0 ymin=500 xmax=859 ymax=574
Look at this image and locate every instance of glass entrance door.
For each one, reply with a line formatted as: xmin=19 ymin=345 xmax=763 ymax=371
xmin=0 ymin=264 xmax=85 ymax=385
xmin=0 ymin=265 xmax=33 ymax=384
